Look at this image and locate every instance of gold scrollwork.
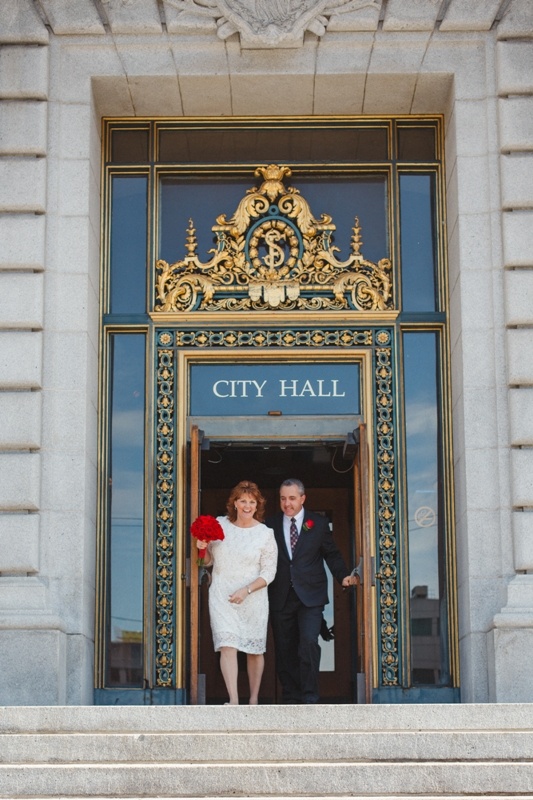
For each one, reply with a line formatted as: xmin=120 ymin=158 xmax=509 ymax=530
xmin=155 ymin=324 xmax=398 ymax=688
xmin=155 ymin=335 xmax=175 ymax=686
xmin=154 ymin=165 xmax=393 ymax=314
xmin=375 ymin=331 xmax=398 ymax=685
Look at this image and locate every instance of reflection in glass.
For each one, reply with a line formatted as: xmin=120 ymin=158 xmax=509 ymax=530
xmin=160 ymin=176 xmax=388 ymax=267
xmin=160 ymin=179 xmax=251 ymax=264
xmin=111 ymin=129 xmax=150 ymax=164
xmin=158 ymin=127 xmax=389 ymax=164
xmin=297 ymin=178 xmax=388 ymax=265
xmin=397 ymin=128 xmax=436 ymax=162
xmin=400 ymin=174 xmax=437 ymax=312
xmin=110 ymin=176 xmax=148 ymax=314
xmin=404 ymin=332 xmax=448 ymax=686
xmin=107 ymin=334 xmax=146 ymax=687
xmin=321 ymin=564 xmax=335 ymax=672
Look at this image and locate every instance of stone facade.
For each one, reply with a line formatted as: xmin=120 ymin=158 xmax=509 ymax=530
xmin=0 ymin=0 xmax=532 ymax=705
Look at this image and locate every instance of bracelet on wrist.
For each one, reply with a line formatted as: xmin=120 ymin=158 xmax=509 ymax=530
xmin=247 ymin=585 xmax=252 ymax=594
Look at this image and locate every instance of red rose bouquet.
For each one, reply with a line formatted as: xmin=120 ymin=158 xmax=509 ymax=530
xmin=191 ymin=515 xmax=225 ymax=565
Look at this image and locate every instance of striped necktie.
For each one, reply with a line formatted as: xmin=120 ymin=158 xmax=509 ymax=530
xmin=290 ymin=517 xmax=299 ymax=553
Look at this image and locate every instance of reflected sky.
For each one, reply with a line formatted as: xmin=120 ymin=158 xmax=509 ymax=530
xmin=110 ymin=176 xmax=148 ymax=314
xmin=403 ymin=333 xmax=440 ymax=599
xmin=400 ymin=174 xmax=436 ymax=312
xmin=296 ymin=178 xmax=388 ymax=264
xmin=109 ymin=334 xmax=146 ymax=639
xmin=160 ymin=179 xmax=250 ymax=264
xmin=159 ymin=176 xmax=388 ymax=267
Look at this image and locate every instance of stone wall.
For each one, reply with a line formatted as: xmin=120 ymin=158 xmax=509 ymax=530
xmin=490 ymin=16 xmax=533 ymax=701
xmin=0 ymin=0 xmax=532 ymax=704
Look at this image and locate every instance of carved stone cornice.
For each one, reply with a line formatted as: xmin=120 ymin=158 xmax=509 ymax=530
xmin=154 ymin=164 xmax=393 ymax=314
xmin=11 ymin=0 xmax=521 ymax=43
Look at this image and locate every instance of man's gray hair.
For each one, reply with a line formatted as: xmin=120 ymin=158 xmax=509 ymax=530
xmin=280 ymin=478 xmax=305 ymax=495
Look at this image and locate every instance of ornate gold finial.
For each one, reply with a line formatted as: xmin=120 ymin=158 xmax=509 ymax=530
xmin=351 ymin=217 xmax=363 ymax=257
xmin=154 ymin=165 xmax=393 ymax=314
xmin=253 ymin=164 xmax=293 ymax=202
xmin=185 ymin=219 xmax=197 ymax=257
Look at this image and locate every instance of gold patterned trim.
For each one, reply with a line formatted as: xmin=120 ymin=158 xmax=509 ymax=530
xmin=155 ymin=343 xmax=175 ymax=686
xmin=156 ymin=324 xmax=398 ymax=689
xmin=375 ymin=330 xmax=398 ymax=685
xmin=174 ymin=328 xmax=373 ymax=348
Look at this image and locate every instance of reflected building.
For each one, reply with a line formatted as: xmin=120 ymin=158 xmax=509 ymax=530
xmin=109 ymin=631 xmax=143 ymax=687
xmin=410 ymin=586 xmax=441 ymax=686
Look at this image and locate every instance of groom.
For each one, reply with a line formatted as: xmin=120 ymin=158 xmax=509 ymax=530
xmin=267 ymin=478 xmax=357 ymax=704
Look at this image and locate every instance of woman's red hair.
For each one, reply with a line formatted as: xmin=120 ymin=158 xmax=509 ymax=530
xmin=226 ymin=481 xmax=266 ymax=523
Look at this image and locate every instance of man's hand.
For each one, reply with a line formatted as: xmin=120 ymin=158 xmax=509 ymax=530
xmin=342 ymin=574 xmax=358 ymax=588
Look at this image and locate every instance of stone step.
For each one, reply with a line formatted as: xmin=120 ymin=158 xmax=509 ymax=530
xmin=1 ymin=705 xmax=532 ymax=799
xmin=1 ymin=761 xmax=533 ymax=798
xmin=2 ymin=703 xmax=533 ymax=733
xmin=1 ymin=730 xmax=533 ymax=763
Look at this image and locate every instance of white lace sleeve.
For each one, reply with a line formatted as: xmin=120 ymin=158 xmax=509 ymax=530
xmin=258 ymin=528 xmax=278 ymax=585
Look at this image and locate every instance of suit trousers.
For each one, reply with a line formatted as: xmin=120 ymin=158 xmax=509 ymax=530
xmin=270 ymin=587 xmax=323 ymax=703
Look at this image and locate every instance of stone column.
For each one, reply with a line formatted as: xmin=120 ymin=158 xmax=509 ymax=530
xmin=490 ymin=15 xmax=533 ymax=701
xmin=0 ymin=1 xmax=58 ymax=703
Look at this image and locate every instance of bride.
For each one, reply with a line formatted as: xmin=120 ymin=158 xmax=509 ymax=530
xmin=196 ymin=480 xmax=277 ymax=705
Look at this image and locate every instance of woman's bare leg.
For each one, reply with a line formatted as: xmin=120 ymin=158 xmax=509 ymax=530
xmin=247 ymin=653 xmax=264 ymax=705
xmin=219 ymin=647 xmax=239 ymax=704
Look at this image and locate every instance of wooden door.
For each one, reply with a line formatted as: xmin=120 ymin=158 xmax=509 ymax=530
xmin=354 ymin=422 xmax=374 ymax=703
xmin=308 ymin=488 xmax=355 ymax=702
xmin=189 ymin=424 xmax=202 ymax=704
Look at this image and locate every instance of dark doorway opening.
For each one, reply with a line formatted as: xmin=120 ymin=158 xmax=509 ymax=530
xmin=197 ymin=440 xmax=358 ymax=704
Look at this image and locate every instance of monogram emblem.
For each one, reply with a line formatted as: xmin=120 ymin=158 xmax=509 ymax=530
xmin=263 ymin=229 xmax=285 ymax=270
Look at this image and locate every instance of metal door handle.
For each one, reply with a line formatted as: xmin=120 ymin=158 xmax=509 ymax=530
xmin=350 ymin=558 xmax=363 ymax=584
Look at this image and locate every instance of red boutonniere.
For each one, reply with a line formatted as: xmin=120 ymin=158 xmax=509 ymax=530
xmin=302 ymin=520 xmax=315 ymax=532
xmin=191 ymin=515 xmax=225 ymax=565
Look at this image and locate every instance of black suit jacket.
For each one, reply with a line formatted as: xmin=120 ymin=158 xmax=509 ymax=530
xmin=267 ymin=510 xmax=349 ymax=611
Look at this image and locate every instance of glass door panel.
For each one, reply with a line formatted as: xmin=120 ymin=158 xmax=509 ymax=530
xmin=106 ymin=333 xmax=146 ymax=687
xmin=403 ymin=331 xmax=449 ymax=686
xmin=399 ymin=174 xmax=437 ymax=312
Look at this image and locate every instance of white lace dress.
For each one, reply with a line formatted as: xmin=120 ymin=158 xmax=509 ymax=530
xmin=207 ymin=517 xmax=278 ymax=654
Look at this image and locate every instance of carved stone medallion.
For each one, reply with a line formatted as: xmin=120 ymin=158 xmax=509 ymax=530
xmin=165 ymin=0 xmax=381 ymax=47
xmin=217 ymin=0 xmax=335 ymax=46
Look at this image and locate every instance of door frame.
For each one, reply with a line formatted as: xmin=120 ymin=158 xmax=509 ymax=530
xmin=354 ymin=422 xmax=375 ymax=703
xmin=189 ymin=434 xmax=376 ymax=704
xmin=179 ymin=347 xmax=376 ymax=703
xmin=97 ymin=321 xmax=459 ymax=703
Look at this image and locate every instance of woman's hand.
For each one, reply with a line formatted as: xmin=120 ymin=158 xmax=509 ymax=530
xmin=228 ymin=587 xmax=249 ymax=604
xmin=195 ymin=538 xmax=212 ymax=566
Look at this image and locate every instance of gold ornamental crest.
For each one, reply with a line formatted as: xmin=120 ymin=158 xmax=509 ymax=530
xmin=154 ymin=165 xmax=392 ymax=314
